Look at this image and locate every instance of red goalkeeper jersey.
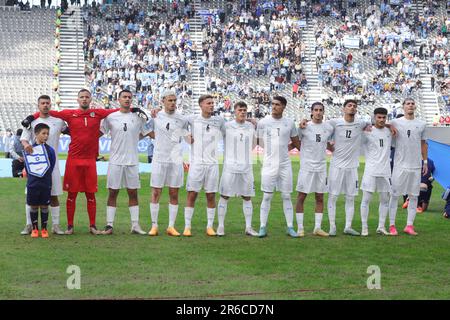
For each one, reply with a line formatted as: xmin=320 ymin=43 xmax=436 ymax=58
xmin=36 ymin=108 xmax=119 ymax=159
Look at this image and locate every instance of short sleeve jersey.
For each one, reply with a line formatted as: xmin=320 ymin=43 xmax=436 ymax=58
xmin=391 ymin=117 xmax=426 ymax=169
xmin=101 ymin=111 xmax=150 ymax=165
xmin=298 ymin=122 xmax=334 ymax=172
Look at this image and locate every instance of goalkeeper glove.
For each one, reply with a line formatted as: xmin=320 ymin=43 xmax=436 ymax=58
xmin=21 ymin=115 xmax=35 ymax=129
xmin=130 ymin=108 xmax=149 ymax=121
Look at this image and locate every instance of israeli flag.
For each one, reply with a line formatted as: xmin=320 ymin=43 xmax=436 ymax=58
xmin=23 ymin=144 xmax=50 ymax=178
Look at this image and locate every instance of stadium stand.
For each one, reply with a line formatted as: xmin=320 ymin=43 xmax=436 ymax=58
xmin=0 ymin=5 xmax=55 ymax=132
xmin=0 ymin=0 xmax=449 ymax=131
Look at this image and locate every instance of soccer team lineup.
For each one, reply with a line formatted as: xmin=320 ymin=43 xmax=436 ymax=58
xmin=19 ymin=88 xmax=428 ymax=239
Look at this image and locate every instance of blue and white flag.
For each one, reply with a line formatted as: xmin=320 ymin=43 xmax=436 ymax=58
xmin=23 ymin=144 xmax=50 ymax=178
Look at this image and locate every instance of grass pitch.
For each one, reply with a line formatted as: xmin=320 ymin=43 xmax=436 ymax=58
xmin=0 ymin=158 xmax=449 ymax=300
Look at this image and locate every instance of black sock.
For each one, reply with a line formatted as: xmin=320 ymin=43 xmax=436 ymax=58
xmin=30 ymin=209 xmax=39 ymax=230
xmin=41 ymin=208 xmax=49 ymax=230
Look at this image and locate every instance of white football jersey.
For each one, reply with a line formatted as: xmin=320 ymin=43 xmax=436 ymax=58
xmin=257 ymin=116 xmax=298 ymax=166
xmin=363 ymin=127 xmax=392 ymax=177
xmin=101 ymin=111 xmax=150 ymax=165
xmin=328 ymin=118 xmax=369 ymax=169
xmin=188 ymin=115 xmax=226 ymax=165
xmin=298 ymin=122 xmax=333 ymax=172
xmin=148 ymin=110 xmax=189 ymax=164
xmin=391 ymin=117 xmax=426 ymax=169
xmin=20 ymin=116 xmax=67 ymax=155
xmin=223 ymin=120 xmax=255 ymax=173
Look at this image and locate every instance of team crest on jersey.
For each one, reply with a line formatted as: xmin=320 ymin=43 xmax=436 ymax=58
xmin=90 ymin=112 xmax=95 ymax=117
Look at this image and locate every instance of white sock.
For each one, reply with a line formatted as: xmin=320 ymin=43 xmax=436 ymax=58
xmin=296 ymin=212 xmax=304 ymax=231
xmin=314 ymin=213 xmax=323 ymax=230
xmin=281 ymin=192 xmax=294 ymax=228
xmin=168 ymin=204 xmax=178 ymax=228
xmin=129 ymin=205 xmax=139 ymax=227
xmin=207 ymin=207 xmax=216 ymax=228
xmin=328 ymin=194 xmax=338 ymax=230
xmin=344 ymin=195 xmax=355 ymax=229
xmin=107 ymin=206 xmax=116 ymax=227
xmin=378 ymin=192 xmax=389 ymax=229
xmin=389 ymin=195 xmax=399 ymax=226
xmin=26 ymin=204 xmax=31 ymax=225
xmin=243 ymin=200 xmax=253 ymax=229
xmin=407 ymin=195 xmax=418 ymax=226
xmin=217 ymin=197 xmax=228 ymax=229
xmin=260 ymin=192 xmax=273 ymax=228
xmin=150 ymin=203 xmax=159 ymax=227
xmin=184 ymin=207 xmax=194 ymax=228
xmin=50 ymin=206 xmax=60 ymax=225
xmin=360 ymin=191 xmax=372 ymax=229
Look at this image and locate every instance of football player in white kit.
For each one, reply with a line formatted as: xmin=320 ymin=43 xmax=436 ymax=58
xmin=359 ymin=107 xmax=392 ymax=236
xmin=326 ymin=99 xmax=372 ymax=236
xmin=295 ymin=102 xmax=334 ymax=237
xmin=183 ymin=94 xmax=226 ymax=237
xmin=20 ymin=95 xmax=67 ymax=235
xmin=217 ymin=101 xmax=259 ymax=237
xmin=147 ymin=90 xmax=189 ymax=237
xmin=256 ymin=96 xmax=300 ymax=238
xmin=388 ymin=98 xmax=428 ymax=236
xmin=100 ymin=90 xmax=149 ymax=235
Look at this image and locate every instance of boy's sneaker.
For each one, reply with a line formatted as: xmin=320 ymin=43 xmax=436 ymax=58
xmin=41 ymin=229 xmax=49 ymax=238
xmin=31 ymin=229 xmax=39 ymax=238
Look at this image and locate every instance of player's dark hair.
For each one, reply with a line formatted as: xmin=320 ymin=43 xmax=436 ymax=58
xmin=119 ymin=89 xmax=132 ymax=98
xmin=234 ymin=101 xmax=247 ymax=110
xmin=273 ymin=95 xmax=287 ymax=107
xmin=38 ymin=95 xmax=51 ymax=102
xmin=374 ymin=107 xmax=388 ymax=115
xmin=34 ymin=123 xmax=50 ymax=134
xmin=16 ymin=128 xmax=23 ymax=136
xmin=343 ymin=99 xmax=357 ymax=107
xmin=311 ymin=102 xmax=324 ymax=112
xmin=198 ymin=94 xmax=214 ymax=105
xmin=78 ymin=89 xmax=91 ymax=96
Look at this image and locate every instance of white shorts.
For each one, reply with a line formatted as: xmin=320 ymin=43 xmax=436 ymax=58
xmin=361 ymin=174 xmax=391 ymax=193
xmin=219 ymin=171 xmax=255 ymax=197
xmin=391 ymin=167 xmax=421 ymax=196
xmin=51 ymin=162 xmax=63 ymax=196
xmin=186 ymin=163 xmax=219 ymax=193
xmin=261 ymin=163 xmax=293 ymax=193
xmin=150 ymin=161 xmax=184 ymax=188
xmin=328 ymin=166 xmax=359 ymax=196
xmin=296 ymin=169 xmax=327 ymax=194
xmin=107 ymin=164 xmax=141 ymax=190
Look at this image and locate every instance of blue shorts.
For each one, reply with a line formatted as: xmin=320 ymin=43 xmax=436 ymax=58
xmin=27 ymin=187 xmax=51 ymax=206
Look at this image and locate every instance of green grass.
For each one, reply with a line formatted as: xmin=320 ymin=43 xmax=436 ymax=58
xmin=0 ymin=158 xmax=449 ymax=300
